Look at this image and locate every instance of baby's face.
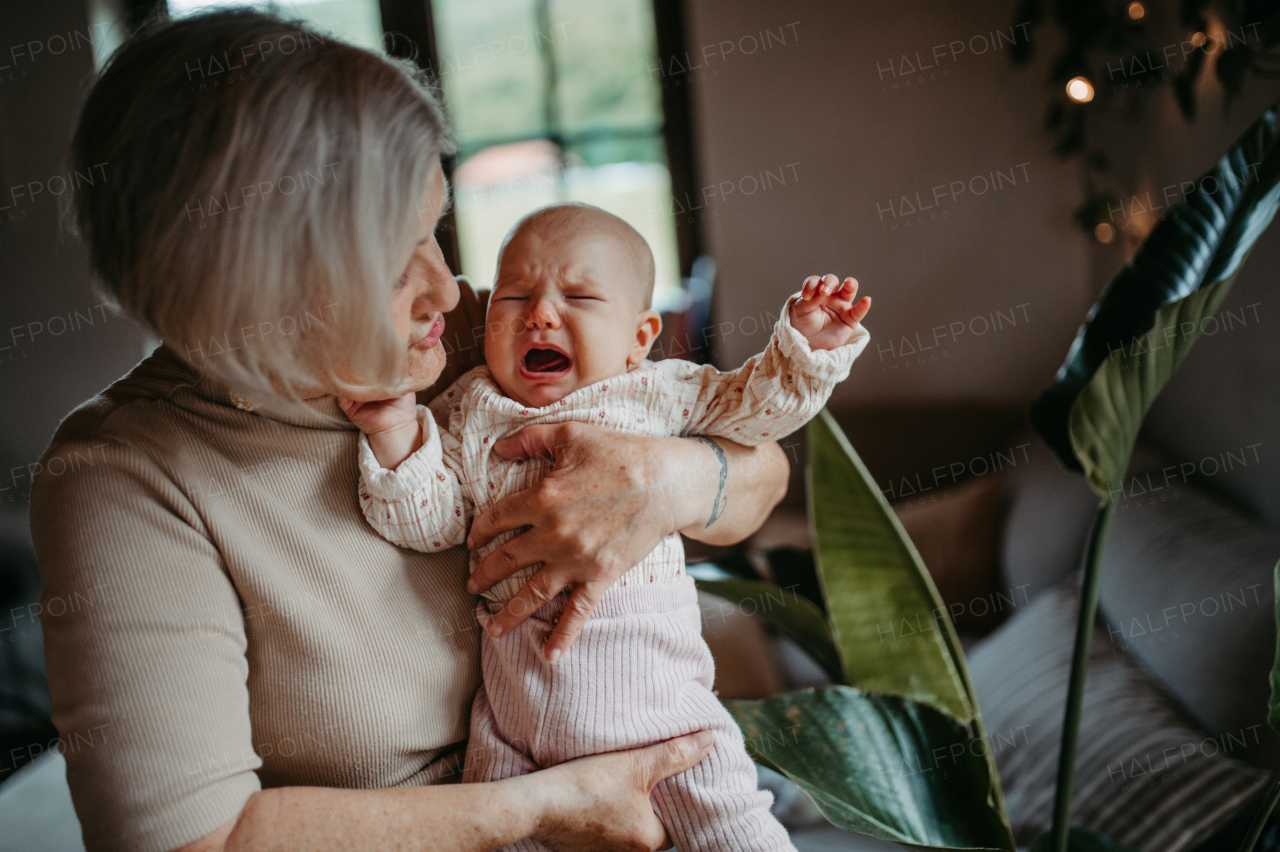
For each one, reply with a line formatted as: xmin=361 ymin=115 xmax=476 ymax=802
xmin=484 ymin=222 xmax=658 ymax=409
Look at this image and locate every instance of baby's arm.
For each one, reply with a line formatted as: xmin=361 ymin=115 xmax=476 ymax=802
xmin=675 ymin=275 xmax=871 ymax=444
xmin=349 ymin=402 xmax=471 ymax=553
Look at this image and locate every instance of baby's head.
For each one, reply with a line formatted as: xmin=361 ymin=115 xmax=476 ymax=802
xmin=484 ymin=203 xmax=661 ymax=408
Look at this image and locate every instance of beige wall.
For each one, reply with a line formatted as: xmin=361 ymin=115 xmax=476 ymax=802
xmin=680 ymin=0 xmax=1280 ymax=526
xmin=0 ymin=0 xmax=149 ymax=516
xmin=681 ymin=0 xmax=1093 ymax=406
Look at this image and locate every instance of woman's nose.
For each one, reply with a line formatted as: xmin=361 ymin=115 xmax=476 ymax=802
xmin=525 ymin=297 xmax=561 ymax=330
xmin=412 ymin=239 xmax=459 ymax=315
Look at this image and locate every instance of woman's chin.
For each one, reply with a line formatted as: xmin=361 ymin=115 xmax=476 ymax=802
xmin=405 ymin=344 xmax=447 ymax=390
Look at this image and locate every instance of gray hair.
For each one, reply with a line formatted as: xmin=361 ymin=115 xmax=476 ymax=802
xmin=71 ymin=8 xmax=453 ymax=405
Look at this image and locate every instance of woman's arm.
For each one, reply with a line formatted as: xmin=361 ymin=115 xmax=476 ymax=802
xmin=32 ymin=423 xmax=714 ymax=852
xmin=178 ymin=732 xmax=714 ymax=852
xmin=464 ymin=424 xmax=790 ymax=659
xmin=677 ymin=437 xmax=790 ymax=544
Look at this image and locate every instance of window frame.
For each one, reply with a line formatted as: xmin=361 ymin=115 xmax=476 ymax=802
xmin=379 ymin=0 xmax=704 ymax=279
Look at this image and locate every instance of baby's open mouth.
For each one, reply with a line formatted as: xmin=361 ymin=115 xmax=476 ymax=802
xmin=521 ymin=347 xmax=572 ymax=377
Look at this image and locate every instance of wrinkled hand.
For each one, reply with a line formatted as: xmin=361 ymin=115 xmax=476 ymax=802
xmin=338 ymin=391 xmax=421 ymax=470
xmin=465 ymin=421 xmax=686 ymax=661
xmin=530 ymin=730 xmax=715 ymax=852
xmin=789 ymin=273 xmax=871 ymax=351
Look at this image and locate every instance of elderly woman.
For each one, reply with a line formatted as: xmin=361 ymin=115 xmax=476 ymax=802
xmin=29 ymin=10 xmax=788 ymax=852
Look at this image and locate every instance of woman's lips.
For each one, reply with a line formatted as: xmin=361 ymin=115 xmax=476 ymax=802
xmin=413 ymin=314 xmax=446 ymax=349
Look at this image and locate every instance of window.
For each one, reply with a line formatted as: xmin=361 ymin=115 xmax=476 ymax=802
xmin=167 ymin=0 xmax=385 ymax=52
xmin=431 ymin=0 xmax=684 ymax=309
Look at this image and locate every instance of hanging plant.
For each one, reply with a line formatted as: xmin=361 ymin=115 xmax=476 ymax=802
xmin=1009 ymin=0 xmax=1280 ymax=239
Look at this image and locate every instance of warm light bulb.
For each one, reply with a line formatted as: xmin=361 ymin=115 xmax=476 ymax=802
xmin=1094 ymin=223 xmax=1115 ymax=243
xmin=1066 ymin=76 xmax=1095 ymax=103
xmin=1127 ymin=2 xmax=1145 ymax=20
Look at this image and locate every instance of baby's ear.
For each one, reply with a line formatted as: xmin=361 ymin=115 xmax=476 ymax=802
xmin=628 ymin=310 xmax=663 ymax=365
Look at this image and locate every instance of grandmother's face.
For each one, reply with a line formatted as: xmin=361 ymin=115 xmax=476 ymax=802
xmin=394 ymin=165 xmax=458 ymax=391
xmin=339 ymin=164 xmax=457 ymax=401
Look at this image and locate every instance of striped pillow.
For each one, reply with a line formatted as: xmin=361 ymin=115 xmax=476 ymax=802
xmin=967 ymin=583 xmax=1271 ymax=852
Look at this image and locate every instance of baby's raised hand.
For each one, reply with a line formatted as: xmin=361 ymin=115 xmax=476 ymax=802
xmin=790 ymin=273 xmax=871 ymax=351
xmin=339 ymin=391 xmax=421 ymax=470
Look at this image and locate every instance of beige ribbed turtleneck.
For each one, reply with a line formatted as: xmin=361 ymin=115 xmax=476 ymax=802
xmin=31 ymin=287 xmax=490 ymax=852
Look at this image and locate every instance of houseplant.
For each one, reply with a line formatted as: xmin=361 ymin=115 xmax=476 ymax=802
xmin=699 ymin=98 xmax=1280 ymax=852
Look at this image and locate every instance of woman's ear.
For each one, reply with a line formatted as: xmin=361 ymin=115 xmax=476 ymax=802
xmin=628 ymin=310 xmax=663 ymax=366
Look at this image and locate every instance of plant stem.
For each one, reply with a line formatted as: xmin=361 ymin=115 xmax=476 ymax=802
xmin=1236 ymin=772 xmax=1280 ymax=852
xmin=1050 ymin=499 xmax=1116 ymax=852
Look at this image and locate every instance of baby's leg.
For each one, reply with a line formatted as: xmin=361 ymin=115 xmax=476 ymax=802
xmin=650 ymin=686 xmax=795 ymax=852
xmin=461 ymin=682 xmax=538 ymax=784
xmin=463 ymin=603 xmax=549 ymax=852
xmin=477 ymin=576 xmax=795 ymax=852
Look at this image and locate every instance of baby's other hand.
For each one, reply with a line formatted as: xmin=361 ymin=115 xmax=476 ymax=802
xmin=338 ymin=392 xmax=418 ymax=435
xmin=790 ymin=274 xmax=871 ymax=351
xmin=339 ymin=392 xmax=423 ymax=470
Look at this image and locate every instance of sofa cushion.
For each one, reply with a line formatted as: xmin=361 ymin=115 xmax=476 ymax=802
xmin=1099 ymin=476 xmax=1280 ymax=769
xmin=895 ymin=473 xmax=1009 ymax=633
xmin=968 ymin=583 xmax=1271 ymax=852
xmin=997 ymin=433 xmax=1098 ymax=602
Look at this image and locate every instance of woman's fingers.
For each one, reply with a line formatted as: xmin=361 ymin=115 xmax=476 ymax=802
xmin=543 ymin=585 xmax=602 ymax=662
xmin=490 ymin=422 xmax=574 ymax=462
xmin=466 ymin=512 xmax=541 ymax=591
xmin=483 ymin=562 xmax=566 ymax=639
xmin=466 ymin=484 xmax=540 ymax=553
xmin=533 ymin=735 xmax=711 ymax=851
xmin=636 ymin=731 xmax=715 ymax=792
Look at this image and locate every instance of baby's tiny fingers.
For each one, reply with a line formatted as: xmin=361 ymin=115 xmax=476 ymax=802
xmin=820 ymin=273 xmax=839 ymax=295
xmin=801 ymin=275 xmax=821 ymax=300
xmin=848 ymin=295 xmax=872 ymax=323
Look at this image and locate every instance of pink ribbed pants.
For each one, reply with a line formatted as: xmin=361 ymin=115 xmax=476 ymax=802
xmin=461 ymin=575 xmax=796 ymax=852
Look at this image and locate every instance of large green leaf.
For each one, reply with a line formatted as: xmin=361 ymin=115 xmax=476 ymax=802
xmin=1033 ymin=103 xmax=1280 ymax=852
xmin=1067 ymin=278 xmax=1234 ymax=497
xmin=805 ymin=409 xmax=1012 ymax=840
xmin=693 ymin=576 xmax=844 ymax=685
xmin=1032 ymin=100 xmax=1280 ymax=474
xmin=726 ymin=686 xmax=1013 ymax=851
xmin=806 ymin=408 xmax=973 ymax=722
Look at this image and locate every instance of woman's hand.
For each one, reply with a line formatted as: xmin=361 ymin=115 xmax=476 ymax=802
xmin=175 ymin=732 xmax=714 ymax=852
xmin=465 ymin=422 xmax=788 ymax=660
xmin=527 ymin=730 xmax=715 ymax=852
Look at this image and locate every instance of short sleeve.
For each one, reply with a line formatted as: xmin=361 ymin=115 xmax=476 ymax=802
xmin=30 ymin=428 xmax=260 ymax=852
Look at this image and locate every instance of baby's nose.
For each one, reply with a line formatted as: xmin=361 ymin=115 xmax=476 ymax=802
xmin=525 ymin=298 xmax=561 ymax=330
